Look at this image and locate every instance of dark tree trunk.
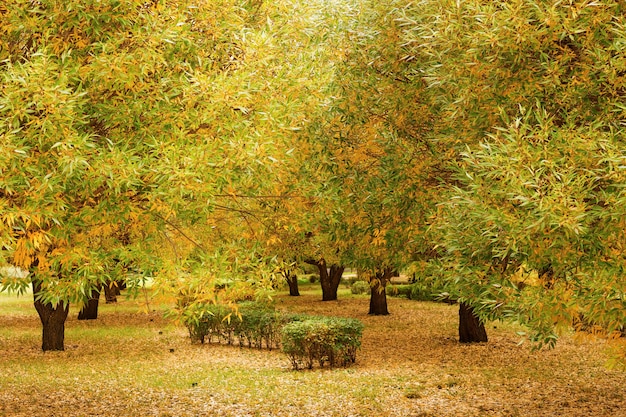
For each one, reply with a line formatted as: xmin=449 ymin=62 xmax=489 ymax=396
xmin=32 ymin=280 xmax=70 ymax=351
xmin=459 ymin=302 xmax=488 ymax=343
xmin=282 ymin=270 xmax=300 ymax=296
xmin=326 ymin=264 xmax=344 ymax=301
xmin=103 ymin=280 xmax=125 ymax=303
xmin=305 ymin=259 xmax=344 ymax=301
xmin=78 ymin=284 xmax=102 ymax=320
xmin=369 ymin=268 xmax=392 ymax=315
xmin=103 ymin=282 xmax=117 ymax=303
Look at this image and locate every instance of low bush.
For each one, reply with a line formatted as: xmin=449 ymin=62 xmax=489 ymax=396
xmin=389 ymin=284 xmax=412 ymax=298
xmin=181 ymin=301 xmax=283 ymax=348
xmin=180 ymin=302 xmax=231 ymax=344
xmin=386 ymin=283 xmax=446 ymax=302
xmin=180 ymin=302 xmax=365 ymax=370
xmin=387 ymin=274 xmax=454 ymax=303
xmin=281 ymin=317 xmax=364 ymax=370
xmin=409 ymin=284 xmax=435 ymax=301
xmin=233 ymin=302 xmax=286 ymax=350
xmin=350 ymin=280 xmax=370 ymax=295
xmin=410 ymin=283 xmax=457 ymax=303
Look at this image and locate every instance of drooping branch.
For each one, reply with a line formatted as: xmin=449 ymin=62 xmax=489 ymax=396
xmin=147 ymin=210 xmax=207 ymax=254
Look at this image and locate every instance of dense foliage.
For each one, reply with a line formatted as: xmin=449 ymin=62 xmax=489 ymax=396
xmin=1 ymin=0 xmax=624 ymax=363
xmin=179 ymin=301 xmax=287 ymax=349
xmin=397 ymin=0 xmax=626 ymax=348
xmin=281 ymin=316 xmax=364 ymax=369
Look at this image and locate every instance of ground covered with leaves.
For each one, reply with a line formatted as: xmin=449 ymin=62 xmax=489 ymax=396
xmin=1 ymin=286 xmax=625 ymax=417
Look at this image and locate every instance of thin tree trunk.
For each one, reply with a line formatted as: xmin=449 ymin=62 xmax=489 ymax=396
xmin=369 ymin=268 xmax=392 ymax=315
xmin=78 ymin=284 xmax=102 ymax=320
xmin=283 ymin=270 xmax=300 ymax=296
xmin=32 ymin=280 xmax=70 ymax=351
xmin=459 ymin=302 xmax=488 ymax=343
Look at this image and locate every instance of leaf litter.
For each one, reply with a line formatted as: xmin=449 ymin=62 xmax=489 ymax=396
xmin=0 ymin=290 xmax=625 ymax=417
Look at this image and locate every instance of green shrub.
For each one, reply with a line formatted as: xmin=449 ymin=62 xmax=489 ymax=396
xmin=350 ymin=280 xmax=371 ymax=295
xmin=389 ymin=284 xmax=412 ymax=298
xmin=180 ymin=301 xmax=283 ymax=348
xmin=386 ymin=283 xmax=448 ymax=302
xmin=410 ymin=283 xmax=456 ymax=303
xmin=180 ymin=302 xmax=231 ymax=344
xmin=180 ymin=302 xmax=365 ymax=369
xmin=233 ymin=302 xmax=286 ymax=350
xmin=384 ymin=273 xmax=455 ymax=303
xmin=409 ymin=284 xmax=434 ymax=301
xmin=281 ymin=317 xmax=364 ymax=370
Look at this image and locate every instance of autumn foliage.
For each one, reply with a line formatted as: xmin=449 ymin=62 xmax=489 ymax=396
xmin=0 ymin=0 xmax=625 ymax=366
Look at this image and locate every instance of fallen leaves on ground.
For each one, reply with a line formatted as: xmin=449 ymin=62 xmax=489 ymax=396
xmin=0 ymin=288 xmax=625 ymax=417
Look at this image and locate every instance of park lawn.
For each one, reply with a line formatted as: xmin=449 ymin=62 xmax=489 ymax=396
xmin=0 ymin=284 xmax=624 ymax=417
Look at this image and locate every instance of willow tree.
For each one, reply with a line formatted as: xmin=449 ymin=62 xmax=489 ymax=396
xmin=0 ymin=0 xmax=278 ymax=351
xmin=278 ymin=0 xmax=440 ymax=314
xmin=203 ymin=0 xmax=367 ymax=303
xmin=399 ymin=0 xmax=626 ymax=349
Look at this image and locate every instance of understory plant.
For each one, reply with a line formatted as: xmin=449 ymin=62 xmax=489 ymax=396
xmin=281 ymin=317 xmax=364 ymax=370
xmin=178 ymin=298 xmax=365 ymax=369
xmin=350 ymin=280 xmax=371 ymax=295
xmin=180 ymin=301 xmax=285 ymax=349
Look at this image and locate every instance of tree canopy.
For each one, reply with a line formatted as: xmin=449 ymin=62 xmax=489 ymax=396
xmin=396 ymin=0 xmax=626 ymax=348
xmin=1 ymin=0 xmax=625 ymax=360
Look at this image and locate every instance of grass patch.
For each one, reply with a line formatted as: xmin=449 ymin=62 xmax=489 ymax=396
xmin=1 ymin=289 xmax=625 ymax=416
xmin=0 ymin=291 xmax=33 ymax=316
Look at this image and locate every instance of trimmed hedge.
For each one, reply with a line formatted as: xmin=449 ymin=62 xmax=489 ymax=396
xmin=350 ymin=280 xmax=371 ymax=295
xmin=180 ymin=302 xmax=228 ymax=345
xmin=389 ymin=284 xmax=413 ymax=299
xmin=182 ymin=302 xmax=286 ymax=349
xmin=181 ymin=301 xmax=364 ymax=370
xmin=281 ymin=317 xmax=364 ymax=370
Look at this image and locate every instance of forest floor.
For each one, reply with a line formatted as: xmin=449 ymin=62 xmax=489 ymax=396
xmin=0 ymin=283 xmax=625 ymax=417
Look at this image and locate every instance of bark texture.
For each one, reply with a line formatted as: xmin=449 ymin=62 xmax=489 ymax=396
xmin=78 ymin=284 xmax=102 ymax=320
xmin=305 ymin=259 xmax=344 ymax=301
xmin=33 ymin=280 xmax=70 ymax=351
xmin=104 ymin=279 xmax=126 ymax=303
xmin=368 ymin=268 xmax=392 ymax=315
xmin=459 ymin=302 xmax=488 ymax=343
xmin=283 ymin=270 xmax=300 ymax=296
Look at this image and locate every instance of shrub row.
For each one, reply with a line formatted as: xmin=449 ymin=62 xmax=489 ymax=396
xmin=182 ymin=302 xmax=288 ymax=349
xmin=281 ymin=317 xmax=364 ymax=370
xmin=388 ymin=283 xmax=455 ymax=303
xmin=181 ymin=301 xmax=364 ymax=369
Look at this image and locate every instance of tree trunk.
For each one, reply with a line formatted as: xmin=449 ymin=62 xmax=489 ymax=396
xmin=319 ymin=262 xmax=331 ymax=300
xmin=103 ymin=280 xmax=125 ymax=303
xmin=78 ymin=284 xmax=102 ymax=320
xmin=326 ymin=264 xmax=344 ymax=301
xmin=459 ymin=302 xmax=488 ymax=343
xmin=32 ymin=280 xmax=70 ymax=352
xmin=283 ymin=270 xmax=300 ymax=296
xmin=103 ymin=282 xmax=117 ymax=303
xmin=369 ymin=268 xmax=392 ymax=315
xmin=305 ymin=259 xmax=344 ymax=301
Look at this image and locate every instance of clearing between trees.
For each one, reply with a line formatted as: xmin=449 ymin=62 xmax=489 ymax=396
xmin=0 ymin=285 xmax=624 ymax=417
